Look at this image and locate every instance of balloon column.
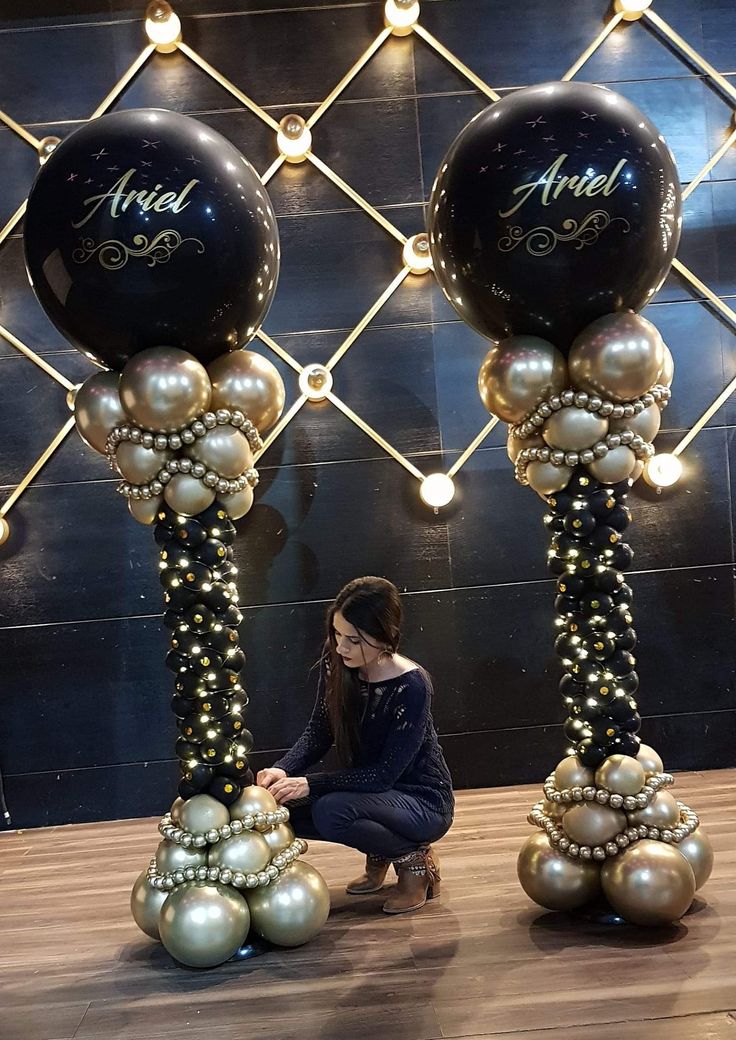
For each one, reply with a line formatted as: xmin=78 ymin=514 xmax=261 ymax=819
xmin=430 ymin=82 xmax=713 ymax=925
xmin=24 ymin=109 xmax=329 ymax=966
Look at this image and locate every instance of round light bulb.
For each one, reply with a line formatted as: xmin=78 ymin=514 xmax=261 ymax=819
xmin=0 ymin=516 xmax=9 ymax=546
xmin=643 ymin=453 xmax=682 ymax=489
xmin=276 ymin=115 xmax=312 ymax=164
xmin=144 ymin=1 xmax=181 ymax=51
xmin=384 ymin=0 xmax=420 ymax=35
xmin=420 ymin=473 xmax=455 ymax=509
xmin=37 ymin=135 xmax=61 ymax=166
xmin=402 ymin=233 xmax=432 ymax=275
xmin=66 ymin=383 xmax=81 ymax=411
xmin=298 ymin=363 xmax=333 ymax=402
xmin=613 ymin=0 xmax=652 ymax=20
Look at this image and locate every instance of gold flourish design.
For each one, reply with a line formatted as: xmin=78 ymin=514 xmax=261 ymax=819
xmin=498 ymin=210 xmax=631 ymax=257
xmin=72 ymin=230 xmax=205 ymax=270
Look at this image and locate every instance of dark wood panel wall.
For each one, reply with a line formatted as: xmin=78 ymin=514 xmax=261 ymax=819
xmin=0 ymin=0 xmax=734 ymax=827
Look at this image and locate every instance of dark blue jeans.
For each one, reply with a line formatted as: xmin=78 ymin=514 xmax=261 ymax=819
xmin=286 ymin=790 xmax=453 ymax=859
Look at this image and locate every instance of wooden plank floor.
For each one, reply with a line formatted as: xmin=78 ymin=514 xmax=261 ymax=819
xmin=1 ymin=769 xmax=735 ymax=1040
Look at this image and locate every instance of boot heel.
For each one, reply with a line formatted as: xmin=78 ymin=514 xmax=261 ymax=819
xmin=427 ymin=881 xmax=440 ymax=899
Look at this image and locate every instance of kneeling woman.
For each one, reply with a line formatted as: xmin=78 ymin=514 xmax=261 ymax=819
xmin=257 ymin=576 xmax=454 ymax=914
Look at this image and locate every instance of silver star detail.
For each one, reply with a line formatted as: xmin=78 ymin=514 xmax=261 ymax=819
xmin=526 ymin=117 xmax=546 ymax=128
xmin=492 ymin=142 xmax=506 ymax=152
xmin=581 ymin=111 xmax=598 ymax=121
xmin=67 ymin=173 xmax=77 ymax=182
xmin=91 ymin=148 xmax=108 ymax=161
xmin=142 ymin=139 xmax=160 ymax=149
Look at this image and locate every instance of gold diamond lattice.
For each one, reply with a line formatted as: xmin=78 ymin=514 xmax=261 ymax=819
xmin=1 ymin=0 xmax=735 ymax=531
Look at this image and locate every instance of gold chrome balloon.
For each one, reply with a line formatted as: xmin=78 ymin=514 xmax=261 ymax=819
xmin=159 ymin=882 xmax=250 ymax=967
xmin=569 ymin=312 xmax=665 ymax=403
xmin=230 ymin=785 xmax=279 ymax=820
xmin=601 ymin=839 xmax=695 ymax=926
xmin=507 ymin=432 xmax=543 ymax=463
xmin=659 ymin=344 xmax=675 ymax=388
xmin=562 ymin=802 xmax=627 ymax=846
xmin=130 ymin=869 xmax=168 ymax=940
xmin=595 ymin=754 xmax=646 ymax=797
xmin=128 ymin=494 xmax=165 ymax=525
xmin=554 ymin=756 xmax=595 ymax=791
xmin=527 ymin=461 xmax=574 ymax=497
xmin=677 ymin=828 xmax=714 ymax=890
xmin=208 ymin=350 xmax=285 ymax=433
xmin=541 ymin=799 xmax=567 ymax=822
xmin=478 ymin=335 xmax=568 ymax=424
xmin=628 ymin=791 xmax=680 ymax=829
xmin=179 ymin=793 xmax=231 ymax=834
xmin=636 ymin=744 xmax=664 ymax=776
xmin=219 ymin=486 xmax=255 ymax=520
xmin=610 ymin=402 xmax=661 ymax=443
xmin=170 ymin=797 xmax=185 ymax=823
xmin=187 ymin=427 xmax=253 ymax=479
xmin=155 ymin=839 xmax=207 ymax=874
xmin=517 ymin=832 xmax=600 ymax=911
xmin=246 ymin=862 xmax=330 ymax=946
xmin=115 ymin=441 xmax=172 ymax=483
xmin=208 ymin=831 xmax=271 ymax=875
xmin=263 ymin=822 xmax=295 ymax=855
xmin=163 ymin=473 xmax=217 ymax=517
xmin=119 ymin=347 xmax=211 ymax=432
xmin=588 ymin=445 xmax=636 ymax=483
xmin=543 ymin=408 xmax=608 ymax=452
xmin=73 ymin=371 xmax=126 ymax=454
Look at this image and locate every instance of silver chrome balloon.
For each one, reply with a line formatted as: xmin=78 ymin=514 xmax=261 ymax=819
xmin=569 ymin=312 xmax=665 ymax=403
xmin=130 ymin=869 xmax=169 ymax=940
xmin=478 ymin=335 xmax=568 ymax=424
xmin=246 ymin=861 xmax=330 ymax=947
xmin=159 ymin=881 xmax=250 ymax=967
xmin=119 ymin=347 xmax=212 ymax=432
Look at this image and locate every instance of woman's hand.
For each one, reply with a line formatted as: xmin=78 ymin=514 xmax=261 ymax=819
xmin=256 ymin=767 xmax=286 ymax=789
xmin=269 ymin=776 xmax=310 ymax=805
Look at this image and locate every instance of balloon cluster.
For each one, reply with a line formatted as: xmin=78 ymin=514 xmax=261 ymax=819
xmin=518 ymin=750 xmax=714 ymax=926
xmin=131 ymin=788 xmax=330 ymax=967
xmin=74 ymin=346 xmax=285 ymax=523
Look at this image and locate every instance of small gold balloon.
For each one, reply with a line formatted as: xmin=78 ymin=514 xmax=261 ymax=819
xmin=659 ymin=344 xmax=675 ymax=388
xmin=164 ymin=473 xmax=217 ymax=517
xmin=588 ymin=445 xmax=636 ymax=484
xmin=170 ymin=797 xmax=185 ymax=822
xmin=541 ymin=799 xmax=567 ymax=822
xmin=507 ymin=432 xmax=543 ymax=463
xmin=543 ymin=408 xmax=608 ymax=452
xmin=219 ymin=486 xmax=255 ymax=520
xmin=208 ymin=831 xmax=271 ymax=874
xmin=246 ymin=862 xmax=330 ymax=947
xmin=179 ymin=793 xmax=231 ymax=834
xmin=610 ymin=402 xmax=661 ymax=443
xmin=527 ymin=461 xmax=574 ymax=497
xmin=159 ymin=882 xmax=250 ymax=968
xmin=477 ymin=335 xmax=568 ymax=423
xmin=517 ymin=832 xmax=600 ymax=911
xmin=115 ymin=441 xmax=171 ymax=483
xmin=636 ymin=743 xmax=664 ymax=776
xmin=119 ymin=347 xmax=211 ymax=433
xmin=208 ymin=350 xmax=285 ymax=433
xmin=230 ymin=785 xmax=279 ymax=820
xmin=128 ymin=494 xmax=165 ymax=525
xmin=155 ymin=839 xmax=207 ymax=874
xmin=554 ymin=756 xmax=595 ymax=791
xmin=263 ymin=822 xmax=295 ymax=854
xmin=130 ymin=869 xmax=168 ymax=940
xmin=628 ymin=791 xmax=680 ymax=829
xmin=677 ymin=828 xmax=714 ymax=890
xmin=74 ymin=370 xmax=126 ymax=454
xmin=595 ymin=754 xmax=646 ymax=797
xmin=187 ymin=427 xmax=253 ymax=479
xmin=563 ymin=802 xmax=627 ymax=846
xmin=601 ymin=839 xmax=695 ymax=926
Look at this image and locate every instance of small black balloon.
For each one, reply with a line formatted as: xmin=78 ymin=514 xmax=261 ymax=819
xmin=172 ymin=519 xmax=208 ymax=549
xmin=564 ymin=717 xmax=589 ymax=742
xmin=208 ymin=776 xmax=242 ymax=805
xmin=588 ymin=489 xmax=617 ymax=518
xmin=165 ymin=649 xmax=189 ymax=674
xmin=198 ymin=538 xmax=230 ymax=568
xmin=217 ymin=756 xmax=251 ymax=780
xmin=608 ymin=650 xmax=636 ymax=677
xmin=582 ymin=633 xmax=615 ymax=661
xmin=206 ymin=581 xmax=234 ymax=612
xmin=608 ymin=543 xmax=635 ymax=570
xmin=564 ymin=510 xmax=596 ymax=538
xmin=180 ymin=714 xmax=212 ymax=743
xmin=204 ymin=626 xmax=240 ymax=655
xmin=164 ymin=586 xmax=200 ymax=612
xmin=547 ymin=492 xmax=575 ymax=515
xmin=607 ymin=693 xmax=638 ymax=723
xmin=178 ymin=778 xmax=198 ymax=800
xmin=185 ymin=604 xmax=217 ymax=633
xmin=24 ymin=109 xmax=279 ymax=369
xmin=544 ymin=513 xmax=565 ymax=533
xmin=615 ymin=671 xmax=640 ymax=695
xmin=567 ymin=472 xmax=600 ymax=497
xmin=594 ymin=567 xmax=624 ymax=594
xmin=199 ymin=734 xmax=230 ymax=765
xmin=577 ymin=738 xmax=607 ymax=768
xmin=606 ymin=605 xmax=635 ymax=634
xmin=612 ymin=584 xmax=634 ymax=608
xmin=196 ymin=693 xmax=229 ymax=719
xmin=175 ymin=736 xmax=199 ymax=761
xmin=560 ymin=674 xmax=586 ymax=699
xmin=175 ymin=672 xmax=207 ymax=698
xmin=163 ymin=608 xmax=183 ymax=630
xmin=615 ymin=627 xmax=637 ymax=652
xmin=555 ymin=594 xmax=579 ymax=617
xmin=613 ymin=732 xmax=641 ymax=757
xmin=590 ymin=525 xmax=621 ymax=552
xmin=589 ymin=717 xmax=621 ymax=745
xmin=220 ymin=712 xmax=247 ymax=738
xmin=547 ymin=554 xmax=568 ymax=576
xmin=607 ymin=504 xmax=632 ymax=531
xmin=557 ymin=574 xmax=587 ymax=597
xmin=581 ymin=592 xmax=613 ymax=616
xmin=186 ymin=764 xmax=215 ymax=791
xmin=223 ymin=648 xmax=246 ymax=673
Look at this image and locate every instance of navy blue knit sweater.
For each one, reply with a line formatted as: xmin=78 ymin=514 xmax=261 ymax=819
xmin=273 ymin=665 xmax=454 ymax=817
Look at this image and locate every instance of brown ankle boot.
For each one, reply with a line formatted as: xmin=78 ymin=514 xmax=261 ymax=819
xmin=346 ymin=854 xmax=392 ymax=894
xmin=382 ymin=846 xmax=441 ymax=914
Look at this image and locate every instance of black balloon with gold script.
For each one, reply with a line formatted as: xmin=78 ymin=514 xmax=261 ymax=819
xmin=24 ymin=108 xmax=279 ymax=369
xmin=429 ymin=81 xmax=681 ymax=352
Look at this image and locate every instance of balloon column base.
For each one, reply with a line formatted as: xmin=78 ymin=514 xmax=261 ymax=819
xmin=518 ymin=747 xmax=713 ymax=927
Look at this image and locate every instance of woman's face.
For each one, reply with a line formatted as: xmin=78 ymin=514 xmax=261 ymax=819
xmin=332 ymin=610 xmax=383 ymax=670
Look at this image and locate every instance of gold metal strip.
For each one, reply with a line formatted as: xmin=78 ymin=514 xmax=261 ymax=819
xmin=177 ymin=42 xmax=281 ymax=130
xmin=0 ymin=199 xmax=27 ymax=249
xmin=261 ymin=155 xmax=286 ymax=185
xmin=562 ymin=10 xmax=625 ymax=81
xmin=325 ymin=390 xmax=425 ymax=480
xmin=0 ymin=109 xmax=40 ymax=149
xmin=412 ymin=24 xmax=501 ymax=102
xmin=447 ymin=415 xmax=500 ymax=478
xmin=306 ymin=152 xmax=407 ymax=244
xmin=671 ymin=258 xmax=736 ymax=330
xmin=307 ymin=28 xmax=393 ymax=129
xmin=0 ymin=324 xmax=75 ymax=390
xmin=674 ymin=371 xmax=736 ymax=456
xmin=682 ymin=123 xmax=736 ymax=199
xmin=325 ymin=266 xmax=411 ymax=372
xmin=89 ymin=44 xmax=157 ymax=119
xmin=253 ymin=393 xmax=308 ymax=461
xmin=643 ymin=9 xmax=736 ymax=106
xmin=0 ymin=415 xmax=76 ymax=518
xmin=255 ymin=329 xmax=304 ymax=374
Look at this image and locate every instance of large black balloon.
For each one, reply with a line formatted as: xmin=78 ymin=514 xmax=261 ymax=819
xmin=429 ymin=82 xmax=681 ymax=352
xmin=24 ymin=109 xmax=279 ymax=369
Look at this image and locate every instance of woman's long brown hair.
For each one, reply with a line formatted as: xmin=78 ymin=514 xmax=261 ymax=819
xmin=323 ymin=576 xmax=403 ymax=765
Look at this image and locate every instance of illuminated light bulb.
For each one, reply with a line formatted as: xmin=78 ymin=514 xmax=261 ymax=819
xmin=614 ymin=0 xmax=652 ymax=20
xmin=384 ymin=0 xmax=420 ymax=35
xmin=298 ymin=363 xmax=333 ymax=402
xmin=37 ymin=135 xmax=61 ymax=166
xmin=191 ymin=645 xmax=202 ymax=655
xmin=144 ymin=0 xmax=181 ymax=51
xmin=276 ymin=114 xmax=312 ymax=164
xmin=0 ymin=516 xmax=9 ymax=546
xmin=644 ymin=452 xmax=682 ymax=489
xmin=402 ymin=233 xmax=432 ymax=275
xmin=419 ymin=473 xmax=455 ymax=510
